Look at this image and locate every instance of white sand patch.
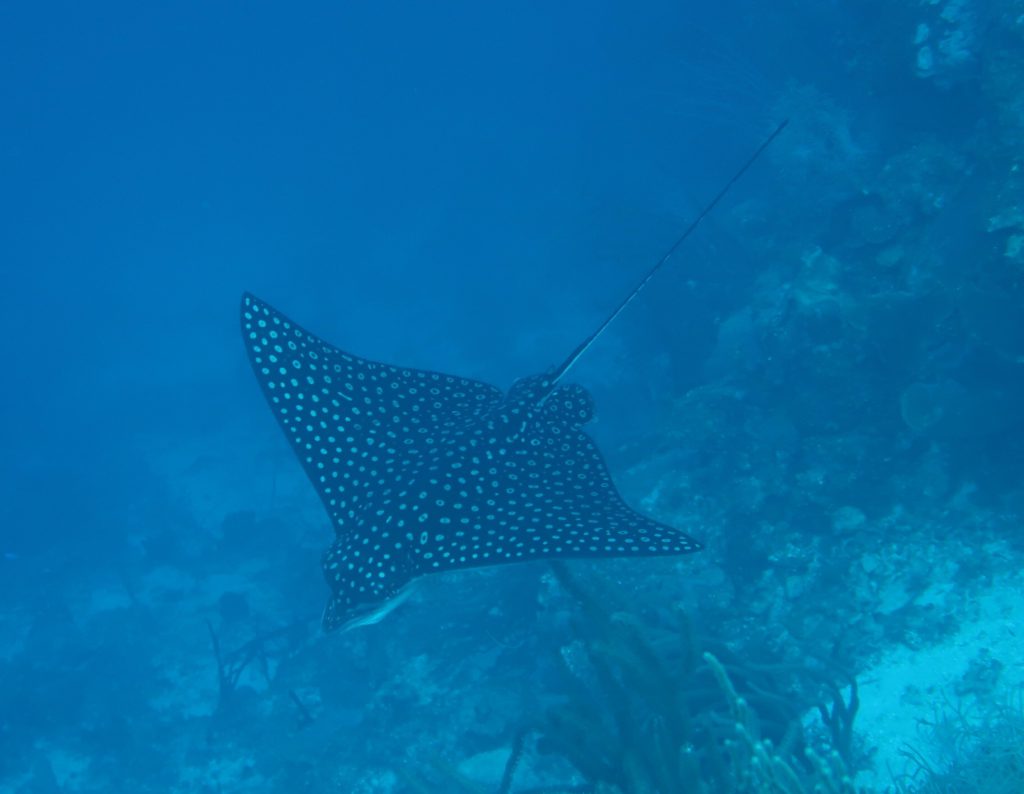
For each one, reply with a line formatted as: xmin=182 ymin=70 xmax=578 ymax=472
xmin=856 ymin=562 xmax=1024 ymax=790
xmin=175 ymin=752 xmax=265 ymax=793
xmin=149 ymin=651 xmax=218 ymax=719
xmin=349 ymin=768 xmax=398 ymax=793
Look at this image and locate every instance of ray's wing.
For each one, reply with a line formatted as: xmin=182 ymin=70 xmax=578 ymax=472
xmin=508 ymin=422 xmax=702 ymax=558
xmin=241 ymin=293 xmax=503 ymax=535
xmin=401 ymin=385 xmax=702 ymax=575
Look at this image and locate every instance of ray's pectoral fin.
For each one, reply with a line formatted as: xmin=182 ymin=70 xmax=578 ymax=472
xmin=321 ymin=539 xmax=416 ymax=631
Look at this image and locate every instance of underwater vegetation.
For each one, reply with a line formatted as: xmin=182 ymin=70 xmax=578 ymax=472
xmin=404 ymin=563 xmax=862 ymax=794
xmin=529 ymin=564 xmax=861 ymax=794
xmin=896 ymin=688 xmax=1024 ymax=794
xmin=205 ymin=619 xmax=309 ymax=718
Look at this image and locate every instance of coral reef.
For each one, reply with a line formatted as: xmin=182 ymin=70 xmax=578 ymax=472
xmin=522 ymin=564 xmax=862 ymax=794
xmin=6 ymin=3 xmax=1024 ymax=793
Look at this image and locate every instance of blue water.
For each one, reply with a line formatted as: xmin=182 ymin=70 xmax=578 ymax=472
xmin=3 ymin=2 xmax=1022 ymax=792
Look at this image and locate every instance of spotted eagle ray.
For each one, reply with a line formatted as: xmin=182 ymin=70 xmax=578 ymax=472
xmin=242 ymin=122 xmax=786 ymax=631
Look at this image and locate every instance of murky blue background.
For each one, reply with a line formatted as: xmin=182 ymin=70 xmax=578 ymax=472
xmin=3 ymin=2 xmax=1022 ymax=792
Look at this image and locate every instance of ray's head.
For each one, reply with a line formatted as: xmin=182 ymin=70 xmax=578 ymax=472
xmin=542 ymin=382 xmax=595 ymax=426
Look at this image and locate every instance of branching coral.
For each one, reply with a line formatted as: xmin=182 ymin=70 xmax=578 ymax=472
xmin=704 ymin=652 xmax=856 ymax=794
xmin=205 ymin=619 xmax=306 ymax=715
xmin=525 ymin=563 xmax=863 ymax=794
xmin=401 ymin=563 xmax=863 ymax=793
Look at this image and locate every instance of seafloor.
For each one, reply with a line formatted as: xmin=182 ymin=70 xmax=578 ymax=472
xmin=4 ymin=2 xmax=1024 ymax=793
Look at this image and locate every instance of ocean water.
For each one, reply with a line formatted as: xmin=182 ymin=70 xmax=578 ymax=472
xmin=2 ymin=1 xmax=1023 ymax=792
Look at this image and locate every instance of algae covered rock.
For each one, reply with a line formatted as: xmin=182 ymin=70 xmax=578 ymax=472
xmin=899 ymin=379 xmax=1022 ymax=439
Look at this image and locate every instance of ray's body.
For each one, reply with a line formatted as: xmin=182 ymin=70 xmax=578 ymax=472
xmin=242 ymin=295 xmax=698 ymax=629
xmin=241 ymin=121 xmax=785 ymax=630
